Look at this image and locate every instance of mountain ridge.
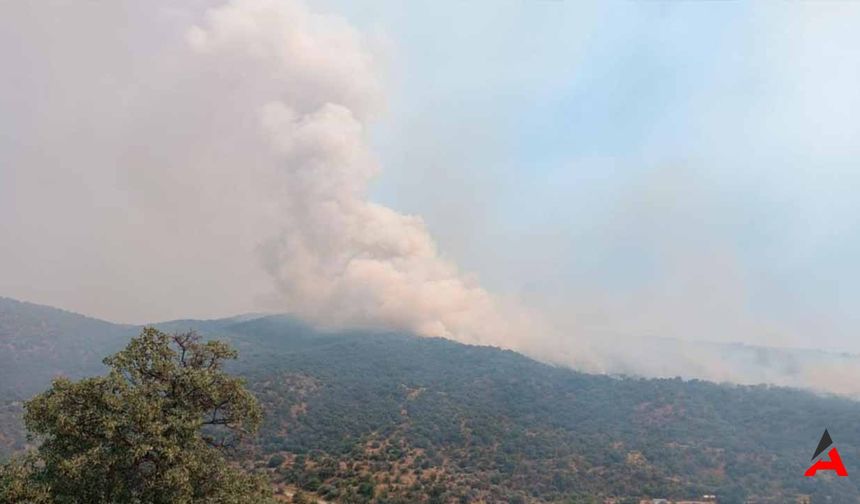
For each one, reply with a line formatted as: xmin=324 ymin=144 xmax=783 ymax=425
xmin=1 ymin=297 xmax=859 ymax=502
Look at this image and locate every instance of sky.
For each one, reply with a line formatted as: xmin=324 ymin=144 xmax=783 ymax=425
xmin=328 ymin=0 xmax=860 ymax=354
xmin=1 ymin=0 xmax=860 ymax=392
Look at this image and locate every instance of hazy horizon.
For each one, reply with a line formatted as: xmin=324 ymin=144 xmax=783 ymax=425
xmin=3 ymin=0 xmax=860 ymax=395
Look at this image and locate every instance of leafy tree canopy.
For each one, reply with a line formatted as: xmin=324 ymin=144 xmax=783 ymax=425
xmin=0 ymin=327 xmax=272 ymax=503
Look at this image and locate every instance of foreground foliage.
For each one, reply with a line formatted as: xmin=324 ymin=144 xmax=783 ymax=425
xmin=0 ymin=328 xmax=272 ymax=503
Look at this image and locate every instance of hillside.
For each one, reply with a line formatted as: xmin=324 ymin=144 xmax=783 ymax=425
xmin=1 ymin=299 xmax=859 ymax=503
xmin=0 ymin=297 xmax=136 ymax=398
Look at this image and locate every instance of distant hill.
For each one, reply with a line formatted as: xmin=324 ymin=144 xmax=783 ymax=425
xmin=1 ymin=298 xmax=859 ymax=503
xmin=0 ymin=297 xmax=137 ymax=398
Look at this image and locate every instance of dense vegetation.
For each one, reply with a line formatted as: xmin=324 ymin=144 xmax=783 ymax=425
xmin=1 ymin=327 xmax=272 ymax=503
xmin=2 ymin=298 xmax=860 ymax=503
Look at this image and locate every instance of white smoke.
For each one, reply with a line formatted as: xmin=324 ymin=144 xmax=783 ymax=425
xmin=186 ymin=0 xmax=535 ymax=347
xmin=1 ymin=0 xmax=858 ymax=398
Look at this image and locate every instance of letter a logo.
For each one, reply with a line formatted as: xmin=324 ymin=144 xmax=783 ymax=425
xmin=805 ymin=429 xmax=848 ymax=477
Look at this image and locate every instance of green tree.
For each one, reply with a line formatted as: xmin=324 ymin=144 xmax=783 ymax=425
xmin=0 ymin=452 xmax=51 ymax=503
xmin=267 ymin=453 xmax=286 ymax=468
xmin=0 ymin=327 xmax=273 ymax=503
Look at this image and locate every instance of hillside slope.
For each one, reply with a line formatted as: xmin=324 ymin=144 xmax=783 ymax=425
xmin=216 ymin=317 xmax=860 ymax=503
xmin=1 ymin=300 xmax=859 ymax=503
xmin=0 ymin=297 xmax=136 ymax=398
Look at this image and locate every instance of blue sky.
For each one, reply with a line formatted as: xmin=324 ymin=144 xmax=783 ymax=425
xmin=323 ymin=0 xmax=860 ymax=352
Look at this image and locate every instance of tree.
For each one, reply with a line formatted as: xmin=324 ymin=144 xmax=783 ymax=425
xmin=0 ymin=452 xmax=51 ymax=503
xmin=0 ymin=327 xmax=273 ymax=503
xmin=267 ymin=453 xmax=286 ymax=468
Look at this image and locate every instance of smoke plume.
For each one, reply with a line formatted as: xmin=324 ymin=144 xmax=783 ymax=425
xmin=1 ymin=0 xmax=858 ymax=397
xmin=184 ymin=0 xmax=535 ymax=347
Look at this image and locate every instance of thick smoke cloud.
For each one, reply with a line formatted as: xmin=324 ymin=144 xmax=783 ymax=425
xmin=0 ymin=0 xmax=533 ymax=346
xmin=1 ymin=0 xmax=857 ymax=397
xmin=186 ymin=0 xmax=535 ymax=346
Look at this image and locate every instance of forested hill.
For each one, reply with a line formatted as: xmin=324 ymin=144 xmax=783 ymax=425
xmin=1 ymin=298 xmax=860 ymax=503
xmin=0 ymin=297 xmax=136 ymax=398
